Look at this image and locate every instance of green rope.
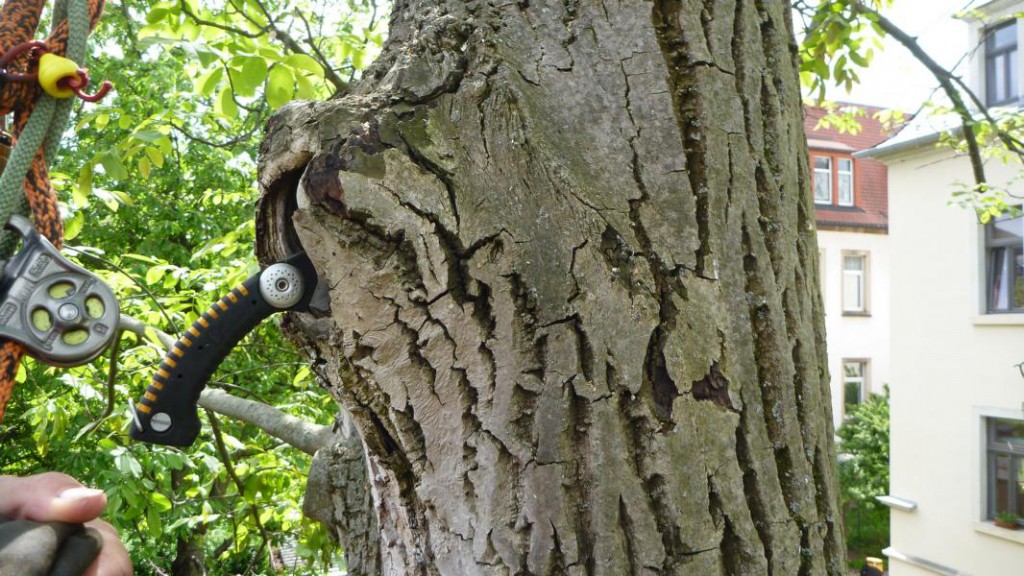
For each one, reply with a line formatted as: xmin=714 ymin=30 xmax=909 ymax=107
xmin=0 ymin=0 xmax=90 ymax=255
xmin=45 ymin=0 xmax=88 ymax=161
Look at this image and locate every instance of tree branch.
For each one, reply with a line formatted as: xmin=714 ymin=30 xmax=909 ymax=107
xmin=170 ymin=122 xmax=257 ymax=149
xmin=295 ymin=8 xmax=346 ymax=87
xmin=179 ymin=0 xmax=347 ymax=94
xmin=207 ymin=410 xmax=281 ymax=571
xmin=851 ymin=1 xmax=987 ymax=184
xmin=178 ymin=0 xmax=271 ymax=39
xmin=199 ymin=389 xmax=335 ymax=455
xmin=228 ymin=0 xmax=348 ymax=94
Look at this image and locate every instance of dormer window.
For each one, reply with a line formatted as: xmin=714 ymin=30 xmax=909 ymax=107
xmin=985 ymin=20 xmax=1018 ymax=106
xmin=812 ymin=153 xmax=855 ymax=207
xmin=837 ymin=157 xmax=854 ymax=205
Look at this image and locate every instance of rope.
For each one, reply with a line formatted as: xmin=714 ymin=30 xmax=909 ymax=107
xmin=0 ymin=0 xmax=108 ymax=418
xmin=0 ymin=0 xmax=88 ymax=254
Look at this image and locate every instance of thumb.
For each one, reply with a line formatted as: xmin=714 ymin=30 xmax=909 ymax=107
xmin=0 ymin=472 xmax=107 ymax=524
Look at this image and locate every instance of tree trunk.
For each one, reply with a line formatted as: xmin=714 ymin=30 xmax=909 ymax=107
xmin=257 ymin=0 xmax=846 ymax=574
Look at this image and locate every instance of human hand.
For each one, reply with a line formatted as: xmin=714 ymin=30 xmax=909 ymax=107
xmin=0 ymin=472 xmax=132 ymax=575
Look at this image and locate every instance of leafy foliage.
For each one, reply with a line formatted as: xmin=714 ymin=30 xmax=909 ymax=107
xmin=796 ymin=0 xmax=893 ymax=101
xmin=0 ymin=0 xmax=384 ymax=573
xmin=837 ymin=389 xmax=889 ymax=505
xmin=836 ymin=388 xmax=890 ymax=564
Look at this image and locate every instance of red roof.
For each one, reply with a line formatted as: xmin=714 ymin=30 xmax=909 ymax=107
xmin=804 ymin=104 xmax=899 ymax=232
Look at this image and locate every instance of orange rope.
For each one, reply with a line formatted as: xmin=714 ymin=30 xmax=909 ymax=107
xmin=0 ymin=0 xmax=106 ymax=419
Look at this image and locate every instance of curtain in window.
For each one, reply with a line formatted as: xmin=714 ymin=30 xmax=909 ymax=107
xmin=813 ymin=157 xmax=831 ymax=203
xmin=842 ymin=255 xmax=865 ymax=312
xmin=838 ymin=158 xmax=853 ymax=205
xmin=989 ymin=245 xmax=1024 ymax=311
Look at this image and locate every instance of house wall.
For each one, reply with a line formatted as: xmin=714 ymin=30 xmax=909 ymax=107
xmin=817 ymin=228 xmax=891 ymax=428
xmin=966 ymin=0 xmax=1024 ymax=106
xmin=805 ymin=105 xmax=894 ymax=431
xmin=886 ymin=144 xmax=1024 ymax=575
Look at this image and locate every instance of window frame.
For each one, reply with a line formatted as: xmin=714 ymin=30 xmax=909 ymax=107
xmin=810 ymin=153 xmax=856 ymax=207
xmin=813 ymin=155 xmax=832 ymax=204
xmin=985 ymin=20 xmax=1019 ymax=107
xmin=841 ymin=359 xmax=869 ymax=418
xmin=841 ymin=251 xmax=869 ymax=315
xmin=984 ymin=212 xmax=1024 ymax=313
xmin=837 ymin=158 xmax=854 ymax=206
xmin=985 ymin=417 xmax=1024 ymax=527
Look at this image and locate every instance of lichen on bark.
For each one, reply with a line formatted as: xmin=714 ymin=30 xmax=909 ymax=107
xmin=257 ymin=1 xmax=845 ymax=574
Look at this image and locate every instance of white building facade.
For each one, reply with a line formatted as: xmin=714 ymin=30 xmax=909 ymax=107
xmin=805 ymin=106 xmax=893 ymax=430
xmin=863 ymin=2 xmax=1024 ymax=573
xmin=817 ymin=228 xmax=891 ymax=428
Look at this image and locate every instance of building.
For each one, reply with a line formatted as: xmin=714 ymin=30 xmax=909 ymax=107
xmin=805 ymin=105 xmax=893 ymax=430
xmin=860 ymin=2 xmax=1024 ymax=574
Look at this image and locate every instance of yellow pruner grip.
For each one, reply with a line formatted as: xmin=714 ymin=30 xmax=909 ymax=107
xmin=37 ymin=53 xmax=80 ymax=98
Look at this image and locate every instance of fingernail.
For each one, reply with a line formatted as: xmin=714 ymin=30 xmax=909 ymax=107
xmin=58 ymin=487 xmax=105 ymax=500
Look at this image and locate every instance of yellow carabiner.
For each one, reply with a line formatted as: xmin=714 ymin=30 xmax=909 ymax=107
xmin=37 ymin=53 xmax=80 ymax=98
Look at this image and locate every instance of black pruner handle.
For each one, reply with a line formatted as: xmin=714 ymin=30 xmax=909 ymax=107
xmin=130 ymin=252 xmax=317 ymax=447
xmin=130 ymin=272 xmax=274 ymax=447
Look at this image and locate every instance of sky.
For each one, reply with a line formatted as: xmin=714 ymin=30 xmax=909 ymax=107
xmin=822 ymin=0 xmax=979 ymax=112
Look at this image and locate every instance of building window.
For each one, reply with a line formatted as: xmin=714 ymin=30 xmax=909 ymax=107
xmin=985 ymin=212 xmax=1024 ymax=312
xmin=986 ymin=417 xmax=1024 ymax=526
xmin=837 ymin=158 xmax=854 ymax=206
xmin=842 ymin=252 xmax=868 ymax=314
xmin=811 ymin=154 xmax=855 ymax=207
xmin=985 ymin=21 xmax=1018 ymax=106
xmin=813 ymin=156 xmax=832 ymax=204
xmin=842 ymin=359 xmax=868 ymax=416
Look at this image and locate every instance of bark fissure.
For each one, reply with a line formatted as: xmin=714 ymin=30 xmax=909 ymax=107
xmin=618 ymin=496 xmax=640 ymax=576
xmin=255 ymin=0 xmax=846 ymax=573
xmin=651 ymin=0 xmax=724 ymax=281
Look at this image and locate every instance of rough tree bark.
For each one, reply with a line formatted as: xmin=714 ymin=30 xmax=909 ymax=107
xmin=256 ymin=0 xmax=845 ymax=574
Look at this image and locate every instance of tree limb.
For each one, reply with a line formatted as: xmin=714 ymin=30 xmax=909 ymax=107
xmin=229 ymin=0 xmax=349 ymax=95
xmin=178 ymin=0 xmax=271 ymax=39
xmin=851 ymin=1 xmax=986 ymax=185
xmin=207 ymin=410 xmax=281 ymax=572
xmin=199 ymin=389 xmax=335 ymax=456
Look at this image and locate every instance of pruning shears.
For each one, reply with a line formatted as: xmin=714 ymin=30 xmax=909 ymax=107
xmin=129 ymin=251 xmax=330 ymax=448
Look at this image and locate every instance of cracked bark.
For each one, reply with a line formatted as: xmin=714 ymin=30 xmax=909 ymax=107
xmin=256 ymin=0 xmax=845 ymax=574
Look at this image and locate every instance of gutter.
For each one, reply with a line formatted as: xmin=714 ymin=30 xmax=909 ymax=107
xmin=854 ymin=127 xmax=956 ymax=161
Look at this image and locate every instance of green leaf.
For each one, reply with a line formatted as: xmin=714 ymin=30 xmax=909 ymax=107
xmin=284 ymin=54 xmax=323 ymax=77
xmin=147 ymin=505 xmax=163 ymax=538
xmin=98 ymin=151 xmax=128 ymax=180
xmin=195 ymin=47 xmax=219 ymax=68
xmin=145 ymin=7 xmax=168 ymax=24
xmin=145 ymin=146 xmax=165 ymax=169
xmin=64 ymin=211 xmax=84 ymax=241
xmin=94 ymin=188 xmax=124 ymax=211
xmin=266 ymin=65 xmax=294 ymax=110
xmin=115 ymin=452 xmax=143 ymax=478
xmin=295 ymin=72 xmax=315 ymax=100
xmin=145 ymin=266 xmax=166 ymax=286
xmin=232 ymin=56 xmax=268 ymax=97
xmin=196 ymin=67 xmax=224 ymax=97
xmin=132 ymin=129 xmax=166 ymax=143
xmin=149 ymin=492 xmax=173 ymax=512
xmin=75 ymin=165 xmax=92 ymax=207
xmin=216 ymin=87 xmax=238 ymax=120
